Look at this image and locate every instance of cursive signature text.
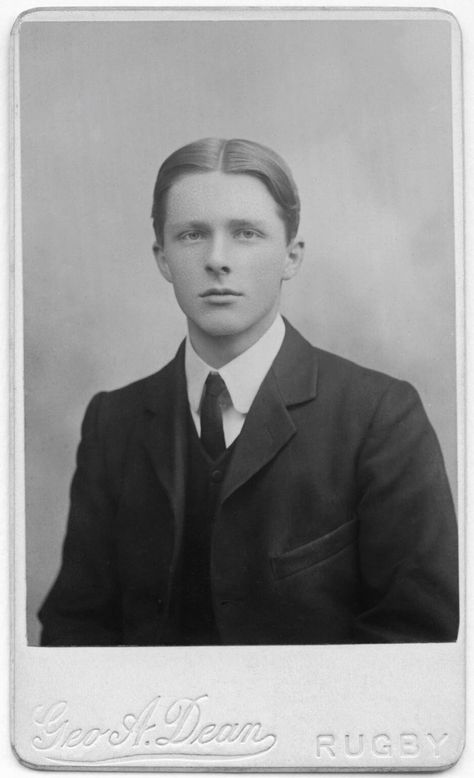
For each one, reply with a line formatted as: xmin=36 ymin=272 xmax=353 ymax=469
xmin=32 ymin=694 xmax=277 ymax=763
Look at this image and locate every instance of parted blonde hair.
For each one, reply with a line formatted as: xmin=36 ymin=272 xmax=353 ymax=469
xmin=151 ymin=137 xmax=300 ymax=245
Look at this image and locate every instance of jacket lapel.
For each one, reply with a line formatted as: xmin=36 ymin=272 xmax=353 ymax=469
xmin=220 ymin=321 xmax=319 ymax=503
xmin=142 ymin=342 xmax=188 ymax=524
xmin=139 ymin=322 xmax=319 ymax=510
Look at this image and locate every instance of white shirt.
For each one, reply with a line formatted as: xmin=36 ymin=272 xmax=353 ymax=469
xmin=185 ymin=315 xmax=286 ymax=447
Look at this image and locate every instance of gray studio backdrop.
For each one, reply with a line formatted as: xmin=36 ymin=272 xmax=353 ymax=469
xmin=19 ymin=18 xmax=457 ymax=645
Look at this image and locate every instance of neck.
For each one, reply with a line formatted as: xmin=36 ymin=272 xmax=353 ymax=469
xmin=188 ymin=313 xmax=279 ymax=369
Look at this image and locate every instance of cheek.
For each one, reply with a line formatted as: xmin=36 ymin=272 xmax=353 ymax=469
xmin=170 ymin=262 xmax=200 ymax=290
xmin=250 ymin=252 xmax=287 ymax=287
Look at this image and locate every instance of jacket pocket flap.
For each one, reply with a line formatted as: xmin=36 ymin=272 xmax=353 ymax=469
xmin=270 ymin=519 xmax=357 ymax=580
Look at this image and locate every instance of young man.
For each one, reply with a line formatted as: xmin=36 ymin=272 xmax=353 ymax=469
xmin=39 ymin=138 xmax=459 ymax=646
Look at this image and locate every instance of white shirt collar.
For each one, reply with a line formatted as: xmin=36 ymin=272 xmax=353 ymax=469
xmin=185 ymin=315 xmax=286 ymax=415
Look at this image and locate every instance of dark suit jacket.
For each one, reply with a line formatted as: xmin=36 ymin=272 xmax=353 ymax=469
xmin=39 ymin=322 xmax=459 ymax=645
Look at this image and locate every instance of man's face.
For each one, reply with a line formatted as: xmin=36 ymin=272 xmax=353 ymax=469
xmin=154 ymin=171 xmax=302 ymax=354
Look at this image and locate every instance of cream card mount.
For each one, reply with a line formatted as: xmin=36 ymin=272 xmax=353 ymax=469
xmin=10 ymin=5 xmax=465 ymax=772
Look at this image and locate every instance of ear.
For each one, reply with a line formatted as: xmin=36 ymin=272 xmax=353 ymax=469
xmin=282 ymin=239 xmax=305 ymax=281
xmin=152 ymin=240 xmax=173 ymax=283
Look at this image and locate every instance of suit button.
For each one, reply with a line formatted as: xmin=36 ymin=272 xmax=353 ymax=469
xmin=211 ymin=469 xmax=223 ymax=482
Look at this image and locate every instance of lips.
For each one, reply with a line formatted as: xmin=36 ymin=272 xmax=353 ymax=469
xmin=199 ymin=288 xmax=242 ymax=297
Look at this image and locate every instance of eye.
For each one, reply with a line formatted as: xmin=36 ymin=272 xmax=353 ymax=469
xmin=235 ymin=229 xmax=261 ymax=240
xmin=180 ymin=231 xmax=203 ymax=242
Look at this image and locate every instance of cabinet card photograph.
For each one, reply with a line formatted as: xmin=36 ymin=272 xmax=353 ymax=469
xmin=11 ymin=5 xmax=465 ymax=771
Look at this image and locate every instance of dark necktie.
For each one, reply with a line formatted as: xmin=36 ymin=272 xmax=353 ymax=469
xmin=200 ymin=372 xmax=227 ymax=459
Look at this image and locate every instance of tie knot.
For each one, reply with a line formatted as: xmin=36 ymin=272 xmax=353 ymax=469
xmin=205 ymin=372 xmax=227 ymax=398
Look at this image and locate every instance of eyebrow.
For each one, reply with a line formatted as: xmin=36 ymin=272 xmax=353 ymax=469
xmin=169 ymin=220 xmax=208 ymax=230
xmin=228 ymin=219 xmax=268 ymax=230
xmin=168 ymin=218 xmax=269 ymax=231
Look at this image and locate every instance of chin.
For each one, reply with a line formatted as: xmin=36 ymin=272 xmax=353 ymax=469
xmin=193 ymin=312 xmax=251 ymax=340
xmin=200 ymin=321 xmax=245 ymax=339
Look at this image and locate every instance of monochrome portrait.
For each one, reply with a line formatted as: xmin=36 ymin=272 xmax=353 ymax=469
xmin=18 ymin=11 xmax=460 ymax=649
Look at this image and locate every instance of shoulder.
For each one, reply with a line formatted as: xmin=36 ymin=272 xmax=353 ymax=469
xmin=317 ymin=345 xmax=423 ymax=426
xmin=83 ymin=344 xmax=184 ymax=428
xmin=315 ymin=343 xmax=412 ymax=397
xmin=284 ymin=320 xmax=421 ymax=418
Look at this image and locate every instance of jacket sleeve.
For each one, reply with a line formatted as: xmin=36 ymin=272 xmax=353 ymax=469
xmin=353 ymin=380 xmax=459 ymax=643
xmin=38 ymin=393 xmax=122 ymax=646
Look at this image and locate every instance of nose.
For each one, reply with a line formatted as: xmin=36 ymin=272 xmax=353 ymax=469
xmin=205 ymin=234 xmax=230 ymax=274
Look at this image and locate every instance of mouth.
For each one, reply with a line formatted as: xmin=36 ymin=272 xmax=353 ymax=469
xmin=199 ymin=288 xmax=243 ymax=298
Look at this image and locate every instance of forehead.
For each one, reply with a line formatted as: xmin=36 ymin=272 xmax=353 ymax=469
xmin=165 ymin=171 xmax=282 ymax=225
